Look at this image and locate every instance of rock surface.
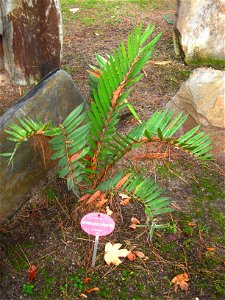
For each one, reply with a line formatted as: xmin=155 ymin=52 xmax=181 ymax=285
xmin=0 ymin=69 xmax=83 ymax=224
xmin=167 ymin=68 xmax=225 ymax=164
xmin=0 ymin=0 xmax=63 ymax=84
xmin=174 ymin=0 xmax=225 ymax=66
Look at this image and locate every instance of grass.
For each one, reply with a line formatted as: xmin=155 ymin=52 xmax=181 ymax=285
xmin=61 ymin=0 xmax=176 ymax=27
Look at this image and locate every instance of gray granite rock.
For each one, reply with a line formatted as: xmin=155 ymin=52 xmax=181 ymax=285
xmin=166 ymin=68 xmax=225 ymax=165
xmin=0 ymin=69 xmax=83 ymax=224
xmin=0 ymin=0 xmax=63 ymax=84
xmin=174 ymin=0 xmax=225 ymax=66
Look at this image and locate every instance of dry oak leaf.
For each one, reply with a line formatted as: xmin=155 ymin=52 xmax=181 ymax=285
xmin=104 ymin=242 xmax=130 ymax=266
xmin=171 ymin=272 xmax=189 ymax=292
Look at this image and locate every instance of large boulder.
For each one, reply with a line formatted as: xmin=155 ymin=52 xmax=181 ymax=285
xmin=0 ymin=69 xmax=83 ymax=224
xmin=174 ymin=0 xmax=225 ymax=66
xmin=166 ymin=68 xmax=225 ymax=164
xmin=0 ymin=0 xmax=63 ymax=84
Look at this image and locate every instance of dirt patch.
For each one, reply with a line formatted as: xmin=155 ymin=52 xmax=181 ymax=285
xmin=0 ymin=72 xmax=24 ymax=115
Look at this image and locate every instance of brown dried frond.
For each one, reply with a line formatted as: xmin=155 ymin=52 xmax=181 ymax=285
xmin=30 ymin=135 xmax=53 ymax=167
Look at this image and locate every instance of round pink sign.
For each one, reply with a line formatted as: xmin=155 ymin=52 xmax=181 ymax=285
xmin=80 ymin=212 xmax=115 ymax=236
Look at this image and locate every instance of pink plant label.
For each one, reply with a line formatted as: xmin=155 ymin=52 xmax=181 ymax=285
xmin=80 ymin=212 xmax=115 ymax=236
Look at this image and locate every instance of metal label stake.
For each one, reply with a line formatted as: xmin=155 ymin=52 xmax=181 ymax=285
xmin=91 ymin=235 xmax=99 ymax=267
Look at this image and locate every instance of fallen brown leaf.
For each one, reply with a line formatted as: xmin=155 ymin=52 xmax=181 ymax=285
xmin=131 ymin=217 xmax=140 ymax=225
xmin=133 ymin=250 xmax=146 ymax=259
xmin=106 ymin=206 xmax=113 ymax=216
xmin=83 ymin=277 xmax=90 ymax=284
xmin=149 ymin=60 xmax=171 ymax=65
xmin=80 ymin=293 xmax=88 ymax=298
xmin=187 ymin=222 xmax=197 ymax=227
xmin=28 ymin=265 xmax=37 ymax=282
xmin=171 ymin=272 xmax=189 ymax=292
xmin=129 ymin=223 xmax=138 ymax=229
xmin=79 ymin=193 xmax=91 ymax=202
xmin=86 ymin=191 xmax=101 ymax=204
xmin=119 ymin=193 xmax=130 ymax=199
xmin=120 ymin=198 xmax=131 ymax=206
xmin=127 ymin=251 xmax=136 ymax=261
xmin=96 ymin=199 xmax=107 ymax=207
xmin=155 ymin=233 xmax=162 ymax=238
xmin=119 ymin=193 xmax=131 ymax=206
xmin=129 ymin=217 xmax=141 ymax=229
xmin=86 ymin=287 xmax=100 ymax=293
xmin=206 ymin=247 xmax=215 ymax=252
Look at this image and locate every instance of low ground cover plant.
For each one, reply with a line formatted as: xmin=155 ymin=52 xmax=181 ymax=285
xmin=2 ymin=24 xmax=212 ymax=237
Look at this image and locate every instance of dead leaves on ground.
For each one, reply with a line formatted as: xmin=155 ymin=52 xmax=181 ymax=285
xmin=79 ymin=191 xmax=107 ymax=208
xmin=104 ymin=242 xmax=148 ymax=266
xmin=126 ymin=251 xmax=136 ymax=261
xmin=106 ymin=206 xmax=113 ymax=216
xmin=126 ymin=250 xmax=148 ymax=262
xmin=28 ymin=265 xmax=37 ymax=282
xmin=206 ymin=247 xmax=215 ymax=252
xmin=171 ymin=272 xmax=189 ymax=292
xmin=104 ymin=242 xmax=130 ymax=266
xmin=129 ymin=217 xmax=140 ymax=229
xmin=86 ymin=287 xmax=100 ymax=294
xmin=119 ymin=193 xmax=131 ymax=206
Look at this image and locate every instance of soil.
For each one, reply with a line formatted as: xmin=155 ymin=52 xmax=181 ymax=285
xmin=0 ymin=1 xmax=225 ymax=300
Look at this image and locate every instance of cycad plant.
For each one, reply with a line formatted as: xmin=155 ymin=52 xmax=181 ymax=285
xmin=2 ymin=25 xmax=212 ymax=238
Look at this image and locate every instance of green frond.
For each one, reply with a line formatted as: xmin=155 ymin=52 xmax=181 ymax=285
xmin=97 ymin=172 xmax=125 ymax=191
xmin=97 ymin=172 xmax=172 ymax=221
xmin=123 ymin=175 xmax=172 ymax=220
xmin=127 ymin=109 xmax=212 ymax=161
xmin=2 ymin=117 xmax=53 ymax=164
xmin=48 ymin=103 xmax=90 ymax=195
xmin=97 ymin=133 xmax=138 ymax=174
xmin=86 ymin=24 xmax=161 ymax=173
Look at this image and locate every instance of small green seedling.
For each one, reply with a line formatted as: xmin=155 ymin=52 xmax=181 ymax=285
xmin=69 ymin=274 xmax=84 ymax=291
xmin=22 ymin=283 xmax=35 ymax=295
xmin=166 ymin=222 xmax=177 ymax=233
xmin=59 ymin=283 xmax=68 ymax=292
